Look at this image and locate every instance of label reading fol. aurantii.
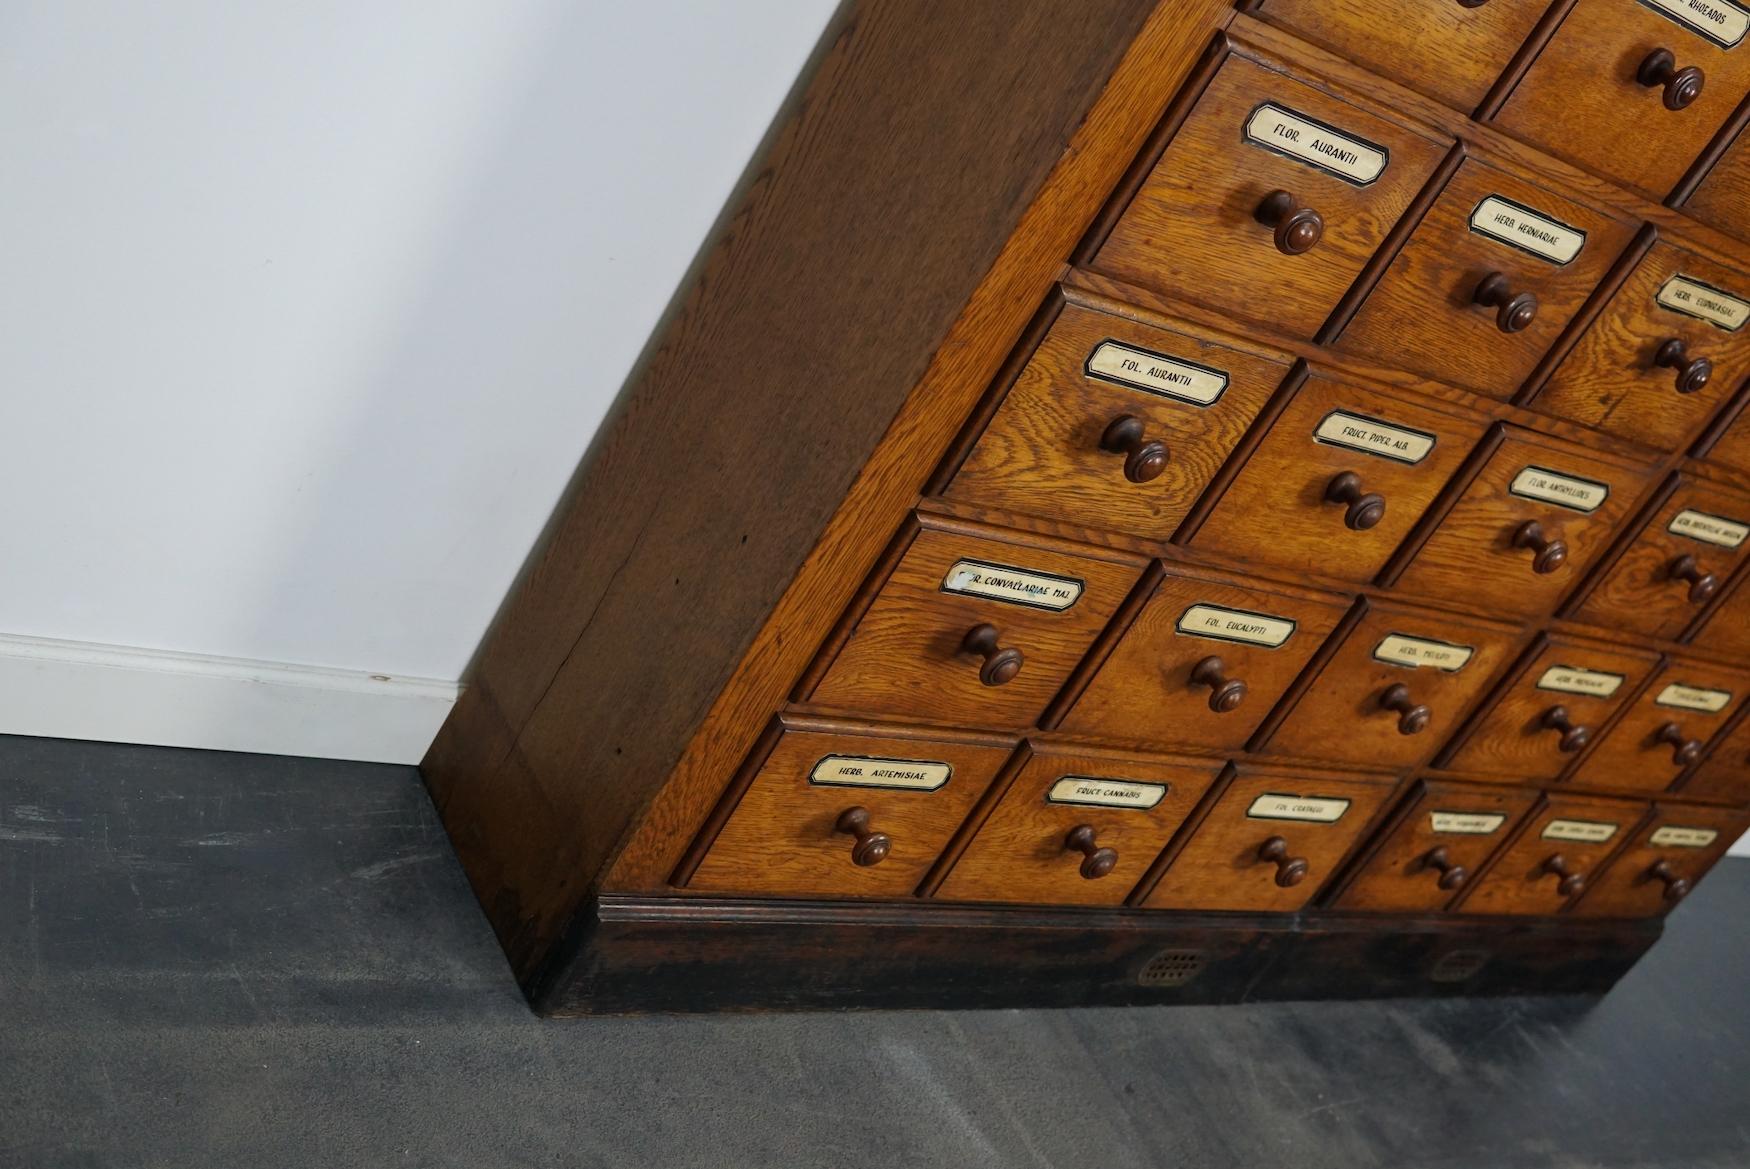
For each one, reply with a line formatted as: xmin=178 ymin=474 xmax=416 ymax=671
xmin=1655 ymin=682 xmax=1733 ymax=713
xmin=940 ymin=560 xmax=1083 ymax=612
xmin=1668 ymin=509 xmax=1750 ymax=548
xmin=1247 ymin=793 xmax=1351 ymax=823
xmin=1642 ymin=0 xmax=1750 ymax=49
xmin=1468 ymin=195 xmax=1586 ymax=265
xmin=1242 ymin=103 xmax=1388 ymax=185
xmin=1650 ymin=825 xmax=1720 ymax=848
xmin=1430 ymin=811 xmax=1507 ymax=835
xmin=808 ymin=755 xmax=951 ymax=792
xmin=1047 ymin=776 xmax=1168 ymax=811
xmin=1175 ymin=603 xmax=1297 ymax=648
xmin=1373 ymin=634 xmax=1476 ymax=672
xmin=1657 ymin=274 xmax=1750 ymax=331
xmin=1312 ymin=410 xmax=1436 ymax=464
xmin=1542 ymin=818 xmax=1619 ymax=844
xmin=1509 ymin=465 xmax=1610 ymax=514
xmin=1536 ymin=665 xmax=1625 ymax=698
xmin=1085 ymin=340 xmax=1229 ymax=406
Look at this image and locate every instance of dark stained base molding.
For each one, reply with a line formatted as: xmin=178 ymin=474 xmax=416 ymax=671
xmin=531 ymin=896 xmax=1662 ymax=1016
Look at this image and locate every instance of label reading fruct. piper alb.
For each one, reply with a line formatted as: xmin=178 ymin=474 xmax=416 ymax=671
xmin=1313 ymin=410 xmax=1436 ymax=464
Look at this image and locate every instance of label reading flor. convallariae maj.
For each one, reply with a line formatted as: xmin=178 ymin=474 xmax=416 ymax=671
xmin=1668 ymin=509 xmax=1750 ymax=548
xmin=1657 ymin=274 xmax=1750 ymax=331
xmin=1047 ymin=776 xmax=1168 ymax=811
xmin=1536 ymin=665 xmax=1626 ymax=698
xmin=1655 ymin=682 xmax=1734 ymax=713
xmin=1468 ymin=195 xmax=1586 ymax=265
xmin=1242 ymin=103 xmax=1388 ymax=185
xmin=1650 ymin=825 xmax=1720 ymax=848
xmin=1084 ymin=340 xmax=1229 ymax=407
xmin=1542 ymin=818 xmax=1619 ymax=844
xmin=808 ymin=755 xmax=951 ymax=792
xmin=1312 ymin=410 xmax=1436 ymax=464
xmin=1175 ymin=603 xmax=1297 ymax=649
xmin=1509 ymin=465 xmax=1610 ymax=514
xmin=940 ymin=559 xmax=1084 ymax=612
xmin=1430 ymin=811 xmax=1508 ymax=835
xmin=1373 ymin=634 xmax=1476 ymax=672
xmin=1246 ymin=793 xmax=1351 ymax=823
xmin=1641 ymin=0 xmax=1750 ymax=49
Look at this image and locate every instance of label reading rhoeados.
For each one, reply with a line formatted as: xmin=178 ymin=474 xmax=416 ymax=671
xmin=1242 ymin=103 xmax=1388 ymax=185
xmin=1642 ymin=0 xmax=1750 ymax=49
xmin=1085 ymin=340 xmax=1229 ymax=406
xmin=940 ymin=560 xmax=1083 ymax=612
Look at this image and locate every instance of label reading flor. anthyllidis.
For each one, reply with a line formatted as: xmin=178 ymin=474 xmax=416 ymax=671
xmin=1657 ymin=274 xmax=1750 ymax=331
xmin=1247 ymin=793 xmax=1351 ymax=823
xmin=1175 ymin=603 xmax=1297 ymax=648
xmin=1640 ymin=0 xmax=1750 ymax=49
xmin=808 ymin=755 xmax=951 ymax=792
xmin=1047 ymin=776 xmax=1168 ymax=811
xmin=1509 ymin=465 xmax=1610 ymax=514
xmin=1668 ymin=509 xmax=1750 ymax=548
xmin=1536 ymin=665 xmax=1626 ymax=698
xmin=1242 ymin=103 xmax=1388 ymax=185
xmin=1468 ymin=195 xmax=1586 ymax=265
xmin=940 ymin=559 xmax=1083 ymax=612
xmin=1085 ymin=340 xmax=1229 ymax=406
xmin=1373 ymin=634 xmax=1476 ymax=672
xmin=1430 ymin=811 xmax=1507 ymax=835
xmin=1313 ymin=410 xmax=1436 ymax=464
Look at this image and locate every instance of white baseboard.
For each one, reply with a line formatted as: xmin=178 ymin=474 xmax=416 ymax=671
xmin=0 ymin=633 xmax=459 ymax=765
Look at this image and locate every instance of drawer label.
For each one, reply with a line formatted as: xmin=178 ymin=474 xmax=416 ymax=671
xmin=1536 ymin=665 xmax=1626 ymax=698
xmin=1542 ymin=818 xmax=1619 ymax=844
xmin=1176 ymin=603 xmax=1297 ymax=648
xmin=1313 ymin=410 xmax=1437 ymax=464
xmin=1047 ymin=776 xmax=1168 ymax=810
xmin=1430 ymin=810 xmax=1508 ymax=835
xmin=1468 ymin=195 xmax=1586 ymax=265
xmin=1641 ymin=0 xmax=1750 ymax=49
xmin=1242 ymin=103 xmax=1388 ymax=186
xmin=941 ymin=559 xmax=1084 ymax=612
xmin=1508 ymin=465 xmax=1610 ymax=514
xmin=1668 ymin=508 xmax=1750 ymax=548
xmin=1374 ymin=633 xmax=1476 ymax=672
xmin=1247 ymin=793 xmax=1351 ymax=823
xmin=808 ymin=755 xmax=951 ymax=792
xmin=1085 ymin=340 xmax=1229 ymax=406
xmin=1655 ymin=682 xmax=1733 ymax=712
xmin=1657 ymin=274 xmax=1750 ymax=331
xmin=1650 ymin=824 xmax=1720 ymax=848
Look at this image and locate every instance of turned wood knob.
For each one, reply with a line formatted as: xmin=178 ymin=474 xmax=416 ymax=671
xmin=1325 ymin=470 xmax=1387 ymax=531
xmin=1638 ymin=48 xmax=1705 ymax=111
xmin=1255 ymin=189 xmax=1323 ymax=256
xmin=834 ymin=806 xmax=891 ymax=867
xmin=1379 ymin=682 xmax=1432 ymax=736
xmin=1647 ymin=858 xmax=1692 ymax=902
xmin=1424 ymin=846 xmax=1469 ymax=891
xmin=1668 ymin=553 xmax=1719 ymax=603
xmin=1540 ymin=853 xmax=1586 ymax=898
xmin=1655 ymin=721 xmax=1704 ymax=767
xmin=1512 ymin=519 xmax=1568 ymax=575
xmin=1100 ymin=414 xmax=1169 ymax=484
xmin=1541 ymin=705 xmax=1591 ymax=754
xmin=1189 ymin=655 xmax=1248 ymax=713
xmin=1064 ymin=824 xmax=1119 ymax=880
xmin=1457 ymin=0 xmax=1491 ymax=6
xmin=962 ymin=624 xmax=1023 ymax=687
xmin=1258 ymin=836 xmax=1310 ymax=888
xmin=1654 ymin=338 xmax=1712 ymax=395
xmin=1473 ymin=271 xmax=1538 ymax=333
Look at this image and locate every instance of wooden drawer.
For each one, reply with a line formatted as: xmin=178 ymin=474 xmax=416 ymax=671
xmin=803 ymin=518 xmax=1144 ymax=730
xmin=1703 ymin=400 xmax=1750 ymax=474
xmin=1571 ymin=800 xmax=1747 ymax=915
xmin=1332 ymin=156 xmax=1637 ymax=401
xmin=938 ymin=294 xmax=1291 ymax=541
xmin=1188 ymin=372 xmax=1489 ymax=583
xmin=1568 ymin=656 xmax=1750 ymax=792
xmin=1687 ymin=561 xmax=1750 ymax=655
xmin=1390 ymin=425 xmax=1658 ymax=617
xmin=1261 ymin=601 xmax=1522 ymax=771
xmin=1331 ymin=780 xmax=1541 ymax=913
xmin=1533 ymin=240 xmax=1750 ymax=452
xmin=1681 ymin=708 xmax=1750 ymax=802
xmin=1251 ymin=0 xmax=1554 ymax=113
xmin=686 ymin=719 xmax=1013 ymax=898
xmin=1491 ymin=0 xmax=1750 ymax=200
xmin=1142 ymin=765 xmax=1396 ymax=912
xmin=1570 ymin=474 xmax=1750 ymax=639
xmin=935 ymin=745 xmax=1222 ymax=907
xmin=1055 ymin=563 xmax=1350 ymax=752
xmin=1440 ymin=632 xmax=1661 ymax=780
xmin=1456 ymin=793 xmax=1648 ymax=915
xmin=1086 ymin=40 xmax=1450 ymax=339
xmin=1680 ymin=118 xmax=1750 ymax=243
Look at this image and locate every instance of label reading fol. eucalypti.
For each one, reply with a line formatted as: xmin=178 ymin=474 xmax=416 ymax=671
xmin=1655 ymin=682 xmax=1733 ymax=713
xmin=1242 ymin=103 xmax=1388 ymax=185
xmin=1657 ymin=274 xmax=1750 ymax=331
xmin=808 ymin=755 xmax=951 ymax=792
xmin=1668 ymin=509 xmax=1750 ymax=548
xmin=1468 ymin=195 xmax=1586 ymax=265
xmin=940 ymin=560 xmax=1083 ymax=612
xmin=1047 ymin=776 xmax=1168 ymax=811
xmin=1537 ymin=665 xmax=1625 ymax=698
xmin=1085 ymin=341 xmax=1229 ymax=406
xmin=1641 ymin=0 xmax=1750 ymax=49
xmin=1430 ymin=811 xmax=1507 ymax=835
xmin=1509 ymin=466 xmax=1610 ymax=514
xmin=1542 ymin=818 xmax=1619 ymax=844
xmin=1374 ymin=634 xmax=1476 ymax=672
xmin=1175 ymin=604 xmax=1296 ymax=648
xmin=1650 ymin=825 xmax=1720 ymax=848
xmin=1247 ymin=793 xmax=1351 ymax=823
xmin=1312 ymin=410 xmax=1436 ymax=464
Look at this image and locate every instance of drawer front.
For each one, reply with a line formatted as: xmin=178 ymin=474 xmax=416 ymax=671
xmin=687 ymin=722 xmax=1013 ymax=898
xmin=1333 ymin=157 xmax=1637 ymax=400
xmin=1536 ymin=241 xmax=1750 ymax=451
xmin=805 ymin=521 xmax=1144 ymax=730
xmin=1568 ymin=657 xmax=1750 ymax=792
xmin=1681 ymin=121 xmax=1750 ymax=244
xmin=1143 ymin=768 xmax=1396 ymax=912
xmin=1088 ymin=47 xmax=1450 ymax=339
xmin=1442 ymin=635 xmax=1661 ymax=779
xmin=1392 ymin=426 xmax=1657 ymax=617
xmin=1263 ymin=602 xmax=1522 ymax=770
xmin=1190 ymin=373 xmax=1488 ymax=583
xmin=935 ymin=747 xmax=1223 ymax=907
xmin=1704 ymin=407 xmax=1750 ymax=474
xmin=1571 ymin=475 xmax=1750 ymax=639
xmin=1682 ymin=711 xmax=1750 ymax=802
xmin=940 ymin=297 xmax=1291 ymax=540
xmin=1457 ymin=794 xmax=1646 ymax=915
xmin=1690 ymin=568 xmax=1750 ymax=656
xmin=1492 ymin=0 xmax=1750 ymax=199
xmin=1572 ymin=801 xmax=1746 ymax=915
xmin=1056 ymin=566 xmax=1350 ymax=752
xmin=1333 ymin=781 xmax=1540 ymax=913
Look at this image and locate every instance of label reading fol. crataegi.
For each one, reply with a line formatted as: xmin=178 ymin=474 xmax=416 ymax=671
xmin=1430 ymin=811 xmax=1507 ymax=835
xmin=1641 ymin=0 xmax=1750 ymax=49
xmin=1243 ymin=103 xmax=1388 ymax=185
xmin=1650 ymin=825 xmax=1720 ymax=848
xmin=1668 ymin=509 xmax=1750 ymax=548
xmin=1247 ymin=793 xmax=1351 ymax=823
xmin=1468 ymin=195 xmax=1586 ymax=265
xmin=1047 ymin=776 xmax=1168 ymax=811
xmin=1536 ymin=665 xmax=1626 ymax=698
xmin=1509 ymin=465 xmax=1610 ymax=514
xmin=1085 ymin=340 xmax=1229 ymax=406
xmin=1655 ymin=682 xmax=1733 ymax=713
xmin=1312 ymin=410 xmax=1436 ymax=464
xmin=940 ymin=559 xmax=1084 ymax=612
xmin=1657 ymin=274 xmax=1750 ymax=331
xmin=1175 ymin=603 xmax=1296 ymax=648
xmin=808 ymin=755 xmax=951 ymax=792
xmin=1542 ymin=818 xmax=1619 ymax=844
xmin=1373 ymin=634 xmax=1476 ymax=672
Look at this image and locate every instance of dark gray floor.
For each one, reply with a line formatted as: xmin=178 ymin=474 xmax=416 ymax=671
xmin=2 ymin=735 xmax=1747 ymax=1169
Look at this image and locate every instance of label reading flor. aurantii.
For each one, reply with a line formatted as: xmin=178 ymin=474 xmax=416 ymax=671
xmin=1247 ymin=793 xmax=1350 ymax=823
xmin=1650 ymin=825 xmax=1720 ymax=848
xmin=940 ymin=559 xmax=1083 ymax=612
xmin=1175 ymin=603 xmax=1296 ymax=648
xmin=1430 ymin=811 xmax=1507 ymax=835
xmin=1085 ymin=340 xmax=1229 ymax=406
xmin=1536 ymin=665 xmax=1625 ymax=698
xmin=1668 ymin=509 xmax=1750 ymax=548
xmin=1313 ymin=410 xmax=1436 ymax=464
xmin=1657 ymin=274 xmax=1750 ymax=331
xmin=1373 ymin=634 xmax=1476 ymax=672
xmin=1655 ymin=682 xmax=1733 ymax=713
xmin=1509 ymin=465 xmax=1610 ymax=514
xmin=1542 ymin=818 xmax=1619 ymax=844
xmin=1242 ymin=103 xmax=1387 ymax=185
xmin=808 ymin=755 xmax=951 ymax=792
xmin=1047 ymin=776 xmax=1168 ymax=811
xmin=1468 ymin=195 xmax=1586 ymax=265
xmin=1641 ymin=0 xmax=1750 ymax=49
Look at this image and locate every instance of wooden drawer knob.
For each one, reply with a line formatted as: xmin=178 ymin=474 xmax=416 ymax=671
xmin=1379 ymin=682 xmax=1432 ymax=736
xmin=1064 ymin=824 xmax=1119 ymax=880
xmin=1473 ymin=272 xmax=1538 ymax=333
xmin=1257 ymin=836 xmax=1310 ymax=887
xmin=962 ymin=624 xmax=1023 ymax=687
xmin=1324 ymin=470 xmax=1387 ymax=531
xmin=835 ymin=806 xmax=891 ymax=867
xmin=1190 ymin=655 xmax=1248 ymax=713
xmin=1100 ymin=414 xmax=1170 ymax=484
xmin=1255 ymin=189 xmax=1323 ymax=255
xmin=1668 ymin=553 xmax=1719 ymax=603
xmin=1541 ymin=705 xmax=1591 ymax=753
xmin=1638 ymin=48 xmax=1705 ymax=111
xmin=1648 ymin=858 xmax=1692 ymax=902
xmin=1655 ymin=721 xmax=1704 ymax=767
xmin=1654 ymin=338 xmax=1713 ymax=395
xmin=1457 ymin=0 xmax=1491 ymax=6
xmin=1423 ymin=846 xmax=1469 ymax=891
xmin=1512 ymin=520 xmax=1568 ymax=575
xmin=1540 ymin=853 xmax=1586 ymax=897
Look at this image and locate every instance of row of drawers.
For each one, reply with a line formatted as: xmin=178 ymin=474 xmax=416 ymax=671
xmin=682 ymin=718 xmax=1749 ymax=919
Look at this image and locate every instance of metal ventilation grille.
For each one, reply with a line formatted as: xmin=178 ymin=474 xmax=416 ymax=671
xmin=1137 ymin=948 xmax=1206 ymax=987
xmin=1430 ymin=948 xmax=1491 ymax=983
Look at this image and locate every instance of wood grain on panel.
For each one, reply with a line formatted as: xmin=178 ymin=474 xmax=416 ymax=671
xmin=1568 ymin=657 xmax=1750 ymax=793
xmin=1332 ymin=780 xmax=1540 ymax=913
xmin=1456 ymin=793 xmax=1649 ymax=916
xmin=1681 ymin=706 xmax=1750 ymax=803
xmin=1571 ymin=800 xmax=1748 ymax=916
xmin=1681 ymin=121 xmax=1750 ymax=244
